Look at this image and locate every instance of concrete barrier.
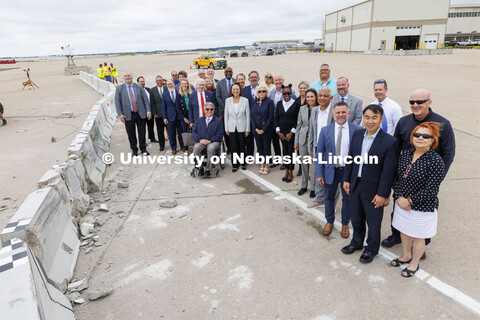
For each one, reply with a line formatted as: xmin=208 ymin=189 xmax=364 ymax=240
xmin=1 ymin=187 xmax=80 ymax=292
xmin=0 ymin=239 xmax=75 ymax=319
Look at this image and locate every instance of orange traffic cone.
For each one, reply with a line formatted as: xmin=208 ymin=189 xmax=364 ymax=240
xmin=189 ymin=65 xmax=192 ymax=69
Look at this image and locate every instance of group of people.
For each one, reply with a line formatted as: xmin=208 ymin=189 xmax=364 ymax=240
xmin=0 ymin=102 xmax=6 ymax=126
xmin=114 ymin=64 xmax=455 ymax=277
xmin=97 ymin=62 xmax=118 ymax=84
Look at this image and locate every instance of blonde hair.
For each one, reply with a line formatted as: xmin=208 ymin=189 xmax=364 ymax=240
xmin=179 ymin=79 xmax=192 ymax=95
xmin=255 ymin=83 xmax=269 ymax=99
xmin=206 ymin=76 xmax=216 ymax=89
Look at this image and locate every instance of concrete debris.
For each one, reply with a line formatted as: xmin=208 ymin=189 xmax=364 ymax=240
xmin=68 ymin=279 xmax=86 ymax=291
xmin=178 ymin=213 xmax=188 ymax=219
xmin=246 ymin=235 xmax=254 ymax=240
xmin=94 ymin=218 xmax=105 ymax=227
xmin=88 ymin=288 xmax=113 ymax=301
xmin=93 ymin=242 xmax=102 ymax=247
xmin=98 ymin=204 xmax=108 ymax=212
xmin=66 ymin=292 xmax=85 ymax=304
xmin=117 ymin=180 xmax=129 ymax=188
xmin=159 ymin=198 xmax=177 ymax=208
xmin=85 ymin=247 xmax=92 ymax=254
xmin=80 ymin=240 xmax=91 ymax=247
xmin=118 ymin=214 xmax=124 ymax=218
xmin=246 ymin=197 xmax=257 ymax=203
xmin=80 ymin=223 xmax=95 ymax=236
xmin=92 ymin=235 xmax=100 ymax=242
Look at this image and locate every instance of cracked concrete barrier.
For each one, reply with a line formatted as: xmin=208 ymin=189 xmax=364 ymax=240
xmin=0 ymin=239 xmax=75 ymax=320
xmin=0 ymin=187 xmax=80 ymax=292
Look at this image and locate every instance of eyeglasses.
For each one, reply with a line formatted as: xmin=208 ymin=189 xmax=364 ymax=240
xmin=225 ymin=70 xmax=233 ymax=73
xmin=409 ymin=99 xmax=429 ymax=105
xmin=205 ymin=108 xmax=214 ymax=111
xmin=283 ymin=92 xmax=292 ymax=96
xmin=266 ymin=76 xmax=272 ymax=79
xmin=413 ymin=132 xmax=433 ymax=139
xmin=374 ymin=79 xmax=386 ymax=84
xmin=320 ymin=69 xmax=329 ymax=72
xmin=171 ymin=74 xmax=177 ymax=76
xmin=257 ymin=90 xmax=267 ymax=93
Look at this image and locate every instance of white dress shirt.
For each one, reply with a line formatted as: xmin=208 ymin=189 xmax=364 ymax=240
xmin=316 ymin=104 xmax=331 ymax=144
xmin=143 ymin=87 xmax=150 ymax=102
xmin=334 ymin=122 xmax=350 ymax=166
xmin=338 ymin=93 xmax=349 ymax=102
xmin=371 ymin=97 xmax=402 ymax=136
xmin=273 ymin=90 xmax=283 ymax=105
xmin=197 ymin=91 xmax=207 ymax=117
xmin=169 ymin=89 xmax=176 ymax=101
xmin=206 ymin=115 xmax=213 ymax=127
xmin=157 ymin=86 xmax=164 ymax=95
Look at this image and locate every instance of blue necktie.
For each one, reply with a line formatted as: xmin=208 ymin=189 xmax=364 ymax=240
xmin=379 ymin=102 xmax=388 ymax=132
xmin=227 ymin=80 xmax=231 ymax=93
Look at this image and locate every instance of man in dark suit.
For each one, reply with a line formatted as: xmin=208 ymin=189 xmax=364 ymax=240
xmin=243 ymin=71 xmax=260 ymax=156
xmin=150 ymin=75 xmax=168 ymax=151
xmin=216 ymin=67 xmax=235 ymax=152
xmin=192 ymin=102 xmax=224 ymax=177
xmin=188 ymin=78 xmax=215 ymax=126
xmin=137 ymin=76 xmax=157 ymax=143
xmin=162 ymin=79 xmax=186 ymax=155
xmin=341 ymin=104 xmax=399 ymax=264
xmin=115 ymin=72 xmax=152 ymax=156
xmin=316 ymin=102 xmax=363 ymax=238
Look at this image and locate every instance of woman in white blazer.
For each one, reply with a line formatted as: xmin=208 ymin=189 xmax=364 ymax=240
xmin=224 ymin=82 xmax=250 ymax=171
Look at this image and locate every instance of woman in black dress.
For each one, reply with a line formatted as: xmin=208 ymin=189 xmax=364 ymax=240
xmin=274 ymin=84 xmax=300 ymax=182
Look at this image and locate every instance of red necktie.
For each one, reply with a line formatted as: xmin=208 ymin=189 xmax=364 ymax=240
xmin=201 ymin=92 xmax=205 ymax=116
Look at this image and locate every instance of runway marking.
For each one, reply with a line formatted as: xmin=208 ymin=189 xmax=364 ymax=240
xmin=237 ymin=165 xmax=480 ymax=317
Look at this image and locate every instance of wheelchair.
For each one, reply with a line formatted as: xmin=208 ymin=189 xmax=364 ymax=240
xmin=190 ymin=139 xmax=226 ymax=178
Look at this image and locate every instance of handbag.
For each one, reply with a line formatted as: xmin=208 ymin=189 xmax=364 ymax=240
xmin=181 ymin=126 xmax=195 ymax=146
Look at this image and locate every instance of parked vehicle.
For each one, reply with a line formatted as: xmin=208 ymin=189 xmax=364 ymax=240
xmin=241 ymin=51 xmax=249 ymax=57
xmin=253 ymin=51 xmax=261 ymax=56
xmin=266 ymin=48 xmax=274 ymax=56
xmin=193 ymin=53 xmax=228 ymax=69
xmin=230 ymin=51 xmax=238 ymax=57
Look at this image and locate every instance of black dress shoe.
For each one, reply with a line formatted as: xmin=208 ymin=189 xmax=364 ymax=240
xmin=141 ymin=151 xmax=150 ymax=156
xmin=297 ymin=188 xmax=308 ymax=196
xmin=150 ymin=139 xmax=159 ymax=143
xmin=280 ymin=164 xmax=286 ymax=170
xmin=359 ymin=250 xmax=376 ymax=264
xmin=381 ymin=234 xmax=401 ymax=248
xmin=241 ymin=165 xmax=247 ymax=171
xmin=270 ymin=163 xmax=278 ymax=168
xmin=132 ymin=151 xmax=138 ymax=156
xmin=159 ymin=146 xmax=165 ymax=151
xmin=341 ymin=244 xmax=363 ymax=255
xmin=204 ymin=170 xmax=211 ymax=177
xmin=198 ymin=168 xmax=205 ymax=177
xmin=296 ymin=169 xmax=302 ymax=176
xmin=309 ymin=190 xmax=316 ymax=198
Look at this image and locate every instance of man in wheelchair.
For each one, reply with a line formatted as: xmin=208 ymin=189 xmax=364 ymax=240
xmin=192 ymin=102 xmax=224 ymax=177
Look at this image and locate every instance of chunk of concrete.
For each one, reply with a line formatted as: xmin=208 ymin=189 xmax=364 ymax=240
xmin=80 ymin=223 xmax=94 ymax=236
xmin=117 ymin=180 xmax=129 ymax=188
xmin=159 ymin=198 xmax=177 ymax=208
xmin=88 ymin=288 xmax=113 ymax=301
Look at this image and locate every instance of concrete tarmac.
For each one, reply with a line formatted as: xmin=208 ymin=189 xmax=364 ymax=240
xmin=1 ymin=51 xmax=479 ymax=319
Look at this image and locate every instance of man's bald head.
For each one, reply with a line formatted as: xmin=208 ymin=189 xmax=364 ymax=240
xmin=410 ymin=88 xmax=432 ymax=121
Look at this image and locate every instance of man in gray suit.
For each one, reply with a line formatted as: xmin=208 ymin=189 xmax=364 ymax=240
xmin=215 ymin=67 xmax=235 ymax=152
xmin=331 ymin=77 xmax=363 ymax=125
xmin=115 ymin=72 xmax=152 ymax=156
xmin=307 ymin=86 xmax=334 ymax=208
xmin=150 ymin=75 xmax=168 ymax=151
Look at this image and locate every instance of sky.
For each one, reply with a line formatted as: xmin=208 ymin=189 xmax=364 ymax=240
xmin=0 ymin=0 xmax=478 ymax=57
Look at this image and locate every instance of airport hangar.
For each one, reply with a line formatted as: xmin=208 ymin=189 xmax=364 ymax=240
xmin=323 ymin=0 xmax=457 ymax=52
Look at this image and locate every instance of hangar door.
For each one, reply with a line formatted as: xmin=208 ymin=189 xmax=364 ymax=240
xmin=395 ymin=26 xmax=420 ymax=50
xmin=424 ymin=34 xmax=439 ymax=49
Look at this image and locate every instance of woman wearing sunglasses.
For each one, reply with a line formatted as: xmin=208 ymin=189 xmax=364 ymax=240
xmin=224 ymin=82 xmax=250 ymax=172
xmin=250 ymin=83 xmax=274 ymax=175
xmin=274 ymin=84 xmax=300 ymax=183
xmin=390 ymin=122 xmax=445 ymax=277
xmin=264 ymin=72 xmax=275 ymax=92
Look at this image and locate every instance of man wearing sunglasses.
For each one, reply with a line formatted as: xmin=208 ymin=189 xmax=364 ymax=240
xmin=371 ymin=79 xmax=403 ymax=136
xmin=192 ymin=102 xmax=224 ymax=177
xmin=171 ymin=70 xmax=179 ymax=86
xmin=382 ymin=88 xmax=456 ymax=250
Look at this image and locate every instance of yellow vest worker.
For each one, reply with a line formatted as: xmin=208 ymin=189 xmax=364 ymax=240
xmin=111 ymin=66 xmax=118 ymax=77
xmin=103 ymin=66 xmax=111 ymax=77
xmin=97 ymin=67 xmax=104 ymax=78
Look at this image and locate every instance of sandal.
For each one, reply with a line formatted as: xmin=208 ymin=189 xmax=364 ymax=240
xmin=391 ymin=258 xmax=412 ymax=267
xmin=259 ymin=166 xmax=265 ymax=175
xmin=401 ymin=265 xmax=419 ymax=278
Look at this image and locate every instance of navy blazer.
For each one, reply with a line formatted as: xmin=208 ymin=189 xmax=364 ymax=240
xmin=316 ymin=122 xmax=363 ymax=184
xmin=243 ymin=85 xmax=256 ymax=106
xmin=188 ymin=90 xmax=216 ymax=124
xmin=344 ymin=128 xmax=399 ymax=198
xmin=162 ymin=90 xmax=183 ymax=122
xmin=250 ymin=97 xmax=274 ymax=132
xmin=192 ymin=116 xmax=224 ymax=143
